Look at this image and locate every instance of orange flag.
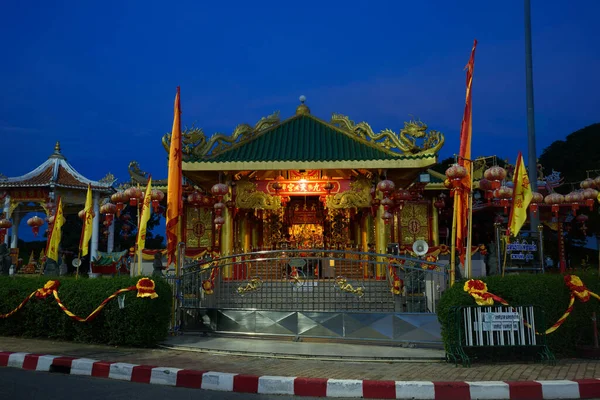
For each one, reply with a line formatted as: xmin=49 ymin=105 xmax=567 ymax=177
xmin=166 ymin=87 xmax=182 ymax=266
xmin=455 ymin=39 xmax=478 ymax=262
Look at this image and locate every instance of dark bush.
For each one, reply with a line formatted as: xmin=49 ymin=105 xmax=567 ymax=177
xmin=438 ymin=273 xmax=600 ymax=357
xmin=0 ymin=276 xmax=172 ymax=347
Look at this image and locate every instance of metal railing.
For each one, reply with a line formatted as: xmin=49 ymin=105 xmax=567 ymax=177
xmin=171 ymin=249 xmax=447 ymax=314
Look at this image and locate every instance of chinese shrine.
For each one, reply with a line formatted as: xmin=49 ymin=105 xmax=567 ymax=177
xmin=160 ymin=98 xmax=448 ymax=279
xmin=0 ymin=142 xmax=115 ymax=266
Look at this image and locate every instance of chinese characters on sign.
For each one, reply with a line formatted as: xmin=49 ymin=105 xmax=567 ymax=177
xmin=260 ymin=180 xmax=348 ymax=195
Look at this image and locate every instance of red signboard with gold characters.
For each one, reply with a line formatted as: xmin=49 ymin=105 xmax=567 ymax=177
xmin=257 ymin=180 xmax=350 ymax=196
xmin=9 ymin=189 xmax=48 ymax=201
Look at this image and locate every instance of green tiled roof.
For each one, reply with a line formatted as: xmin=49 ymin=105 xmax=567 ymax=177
xmin=194 ymin=114 xmax=430 ymax=163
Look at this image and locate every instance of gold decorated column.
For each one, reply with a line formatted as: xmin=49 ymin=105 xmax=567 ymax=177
xmin=221 ymin=192 xmax=234 ymax=279
xmin=432 ymin=197 xmax=440 ymax=246
xmin=251 ymin=214 xmax=259 ymax=250
xmin=374 ymin=193 xmax=387 ymax=280
xmin=241 ymin=212 xmax=251 ymax=253
xmin=361 ymin=213 xmax=369 ymax=278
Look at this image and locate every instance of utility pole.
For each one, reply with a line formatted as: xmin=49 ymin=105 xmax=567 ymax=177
xmin=525 ymin=0 xmax=539 ymax=230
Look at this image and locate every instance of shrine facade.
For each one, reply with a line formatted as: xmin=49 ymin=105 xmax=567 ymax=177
xmin=159 ymin=99 xmax=446 ymax=278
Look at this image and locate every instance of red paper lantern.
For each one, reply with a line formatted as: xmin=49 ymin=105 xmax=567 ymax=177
xmin=111 ymin=191 xmax=128 ymax=216
xmin=213 ymin=202 xmax=226 ymax=216
xmin=124 ymin=187 xmax=143 ymax=207
xmin=382 ymin=211 xmax=393 ymax=225
xmin=445 ymin=165 xmax=467 ymax=188
xmin=381 ymin=197 xmax=394 ymax=211
xmin=27 ymin=216 xmax=44 ymax=237
xmin=211 ymin=183 xmax=229 ymax=201
xmin=434 ymin=194 xmax=446 ymax=214
xmin=377 ymin=179 xmax=395 ymax=196
xmin=580 ymin=178 xmax=595 ymax=189
xmin=0 ymin=218 xmax=12 ymax=243
xmin=544 ymin=192 xmax=564 ymax=216
xmin=187 ymin=191 xmax=203 ymax=207
xmin=214 ymin=216 xmax=225 ymax=229
xmin=394 ymin=189 xmax=412 ymax=210
xmin=530 ymin=192 xmax=544 ymax=215
xmin=151 ymin=189 xmax=165 ymax=212
xmin=100 ymin=202 xmax=117 ymax=225
xmin=582 ymin=188 xmax=599 ymax=210
xmin=495 ymin=186 xmax=513 ymax=213
xmin=565 ymin=191 xmax=584 ymax=212
xmin=78 ymin=209 xmax=96 ymax=219
xmin=484 ymin=166 xmax=506 ymax=189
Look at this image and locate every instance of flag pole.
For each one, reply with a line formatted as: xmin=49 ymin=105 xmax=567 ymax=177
xmin=450 ymin=194 xmax=458 ymax=286
xmin=465 ymin=160 xmax=475 ymax=278
xmin=137 ymin=193 xmax=141 ymax=276
xmin=525 ymin=0 xmax=539 ymax=231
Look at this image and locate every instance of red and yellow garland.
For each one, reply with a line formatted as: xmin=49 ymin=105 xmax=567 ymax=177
xmin=463 ymin=275 xmax=600 ymax=335
xmin=387 ymin=263 xmax=404 ymax=295
xmin=0 ymin=278 xmax=158 ymax=322
xmin=202 ymin=268 xmax=219 ymax=295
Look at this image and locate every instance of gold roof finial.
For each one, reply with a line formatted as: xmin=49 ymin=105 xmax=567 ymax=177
xmin=295 ymin=95 xmax=310 ymax=116
xmin=49 ymin=141 xmax=65 ymax=159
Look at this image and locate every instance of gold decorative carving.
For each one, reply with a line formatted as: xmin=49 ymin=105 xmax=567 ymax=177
xmin=236 ymin=277 xmax=263 ymax=295
xmin=235 ymin=178 xmax=281 ymax=210
xmin=331 ymin=114 xmax=444 ymax=155
xmin=334 ymin=276 xmax=365 ymax=298
xmin=399 ymin=203 xmax=430 ymax=245
xmin=99 ymin=172 xmax=116 ymax=184
xmin=186 ymin=207 xmax=213 ymax=248
xmin=162 ymin=112 xmax=281 ymax=161
xmin=8 ymin=200 xmax=20 ymax=218
xmin=326 ymin=176 xmax=371 ymax=209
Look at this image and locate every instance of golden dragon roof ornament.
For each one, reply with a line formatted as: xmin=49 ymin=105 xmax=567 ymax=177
xmin=330 ymin=114 xmax=444 ymax=156
xmin=162 ymin=112 xmax=281 ymax=161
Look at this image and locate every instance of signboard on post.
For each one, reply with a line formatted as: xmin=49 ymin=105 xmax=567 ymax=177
xmin=477 ymin=312 xmax=520 ymax=331
xmin=496 ymin=228 xmax=544 ymax=273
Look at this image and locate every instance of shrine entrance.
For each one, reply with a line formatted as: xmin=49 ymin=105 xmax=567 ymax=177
xmin=285 ymin=196 xmax=325 ymax=249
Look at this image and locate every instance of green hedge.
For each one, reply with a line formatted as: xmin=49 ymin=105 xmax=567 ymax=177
xmin=0 ymin=276 xmax=172 ymax=347
xmin=438 ymin=273 xmax=600 ymax=357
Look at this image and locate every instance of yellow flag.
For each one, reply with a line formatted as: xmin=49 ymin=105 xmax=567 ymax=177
xmin=80 ymin=184 xmax=93 ymax=257
xmin=137 ymin=177 xmax=152 ymax=251
xmin=46 ymin=197 xmax=66 ymax=262
xmin=508 ymin=152 xmax=533 ymax=237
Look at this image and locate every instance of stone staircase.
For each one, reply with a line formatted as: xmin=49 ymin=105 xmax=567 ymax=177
xmin=216 ymin=279 xmax=394 ymax=312
xmin=242 ymin=258 xmax=370 ymax=281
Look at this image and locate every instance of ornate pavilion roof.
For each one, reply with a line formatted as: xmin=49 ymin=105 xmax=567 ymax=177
xmin=163 ymin=99 xmax=445 ymax=173
xmin=0 ymin=142 xmax=115 ymax=192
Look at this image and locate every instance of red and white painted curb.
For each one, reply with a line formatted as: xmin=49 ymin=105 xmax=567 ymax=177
xmin=2 ymin=351 xmax=599 ymax=399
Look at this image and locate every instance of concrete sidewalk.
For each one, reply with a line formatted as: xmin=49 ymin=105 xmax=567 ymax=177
xmin=1 ymin=336 xmax=599 ymax=382
xmin=161 ymin=334 xmax=445 ymax=361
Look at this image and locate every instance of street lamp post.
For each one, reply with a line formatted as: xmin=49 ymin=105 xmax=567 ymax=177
xmin=525 ymin=0 xmax=539 ymax=230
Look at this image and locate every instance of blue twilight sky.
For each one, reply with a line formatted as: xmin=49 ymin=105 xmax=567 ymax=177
xmin=1 ymin=1 xmax=599 ymax=241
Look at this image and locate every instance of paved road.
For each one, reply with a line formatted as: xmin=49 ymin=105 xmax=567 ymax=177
xmin=0 ymin=369 xmax=330 ymax=400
